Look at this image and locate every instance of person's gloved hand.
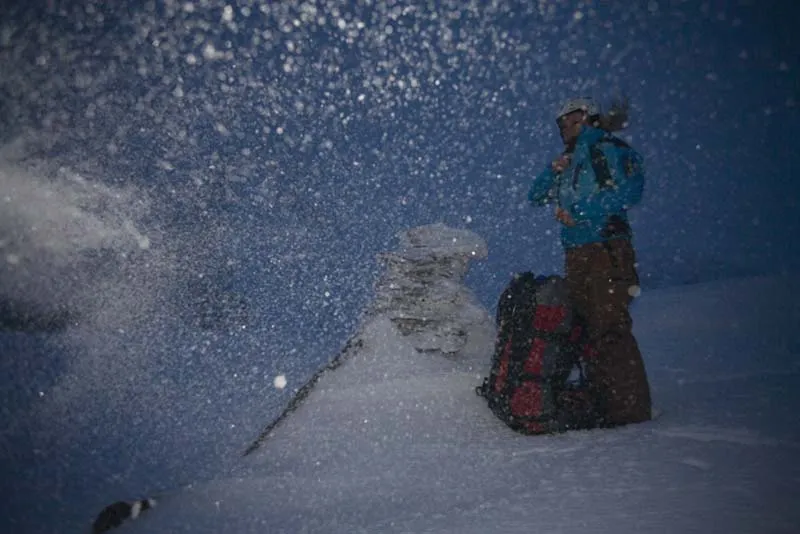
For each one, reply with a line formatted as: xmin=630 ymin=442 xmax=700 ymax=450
xmin=555 ymin=207 xmax=576 ymax=227
xmin=551 ymin=154 xmax=572 ymax=173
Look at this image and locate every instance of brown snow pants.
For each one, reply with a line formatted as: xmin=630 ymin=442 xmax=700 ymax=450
xmin=565 ymin=239 xmax=652 ymax=426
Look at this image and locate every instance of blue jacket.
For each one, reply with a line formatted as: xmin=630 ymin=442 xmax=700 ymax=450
xmin=528 ymin=125 xmax=645 ymax=249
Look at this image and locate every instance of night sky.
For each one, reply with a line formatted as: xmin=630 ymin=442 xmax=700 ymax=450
xmin=1 ymin=1 xmax=799 ymax=531
xmin=3 ymin=2 xmax=798 ymax=292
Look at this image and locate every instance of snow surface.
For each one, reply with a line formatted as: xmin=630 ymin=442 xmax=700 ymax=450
xmin=108 ymin=225 xmax=800 ymax=534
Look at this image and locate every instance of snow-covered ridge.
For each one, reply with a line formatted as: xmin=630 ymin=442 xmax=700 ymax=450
xmin=242 ymin=223 xmax=494 ymax=455
xmin=104 ymin=224 xmax=800 ymax=534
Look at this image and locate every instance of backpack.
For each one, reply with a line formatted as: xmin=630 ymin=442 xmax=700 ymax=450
xmin=476 ymin=272 xmax=600 ymax=434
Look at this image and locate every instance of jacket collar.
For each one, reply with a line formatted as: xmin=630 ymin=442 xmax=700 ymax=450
xmin=577 ymin=125 xmax=606 ymax=145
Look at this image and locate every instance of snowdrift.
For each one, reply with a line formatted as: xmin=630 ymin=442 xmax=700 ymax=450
xmin=111 ymin=223 xmax=800 ymax=534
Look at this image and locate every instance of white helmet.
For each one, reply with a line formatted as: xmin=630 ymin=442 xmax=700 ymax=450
xmin=555 ymin=97 xmax=600 ymax=121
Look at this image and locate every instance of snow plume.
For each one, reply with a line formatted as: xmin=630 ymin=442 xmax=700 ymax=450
xmin=0 ymin=157 xmax=153 ymax=426
xmin=0 ymin=136 xmax=227 ymax=445
xmin=0 ymin=164 xmax=152 ymax=322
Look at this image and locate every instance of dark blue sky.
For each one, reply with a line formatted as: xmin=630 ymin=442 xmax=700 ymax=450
xmin=4 ymin=1 xmax=797 ymax=298
xmin=1 ymin=2 xmax=799 ymax=531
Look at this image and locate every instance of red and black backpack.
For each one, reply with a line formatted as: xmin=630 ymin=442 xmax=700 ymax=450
xmin=477 ymin=272 xmax=600 ymax=434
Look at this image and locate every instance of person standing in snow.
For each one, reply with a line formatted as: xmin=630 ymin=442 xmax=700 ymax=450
xmin=528 ymin=96 xmax=652 ymax=426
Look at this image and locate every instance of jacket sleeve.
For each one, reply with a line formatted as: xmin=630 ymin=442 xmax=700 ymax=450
xmin=570 ymin=144 xmax=644 ymax=220
xmin=528 ymin=166 xmax=558 ymax=207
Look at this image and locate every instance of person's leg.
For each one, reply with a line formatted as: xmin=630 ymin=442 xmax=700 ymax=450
xmin=586 ymin=239 xmax=651 ymax=425
xmin=564 ymin=245 xmax=607 ymax=424
xmin=565 ymin=245 xmax=591 ymax=320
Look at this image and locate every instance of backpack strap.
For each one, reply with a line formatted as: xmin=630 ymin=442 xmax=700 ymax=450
xmin=589 ymin=135 xmax=630 ymax=191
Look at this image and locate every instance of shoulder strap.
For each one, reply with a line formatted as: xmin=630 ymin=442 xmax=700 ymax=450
xmin=600 ymin=135 xmax=631 ymax=150
xmin=589 ymin=135 xmax=630 ymax=190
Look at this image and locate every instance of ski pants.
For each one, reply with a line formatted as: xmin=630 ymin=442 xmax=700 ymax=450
xmin=565 ymin=239 xmax=652 ymax=426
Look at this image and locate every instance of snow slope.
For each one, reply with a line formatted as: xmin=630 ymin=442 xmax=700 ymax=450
xmin=116 ymin=224 xmax=800 ymax=534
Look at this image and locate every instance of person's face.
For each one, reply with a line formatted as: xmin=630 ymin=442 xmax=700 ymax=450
xmin=557 ymin=110 xmax=587 ymax=146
